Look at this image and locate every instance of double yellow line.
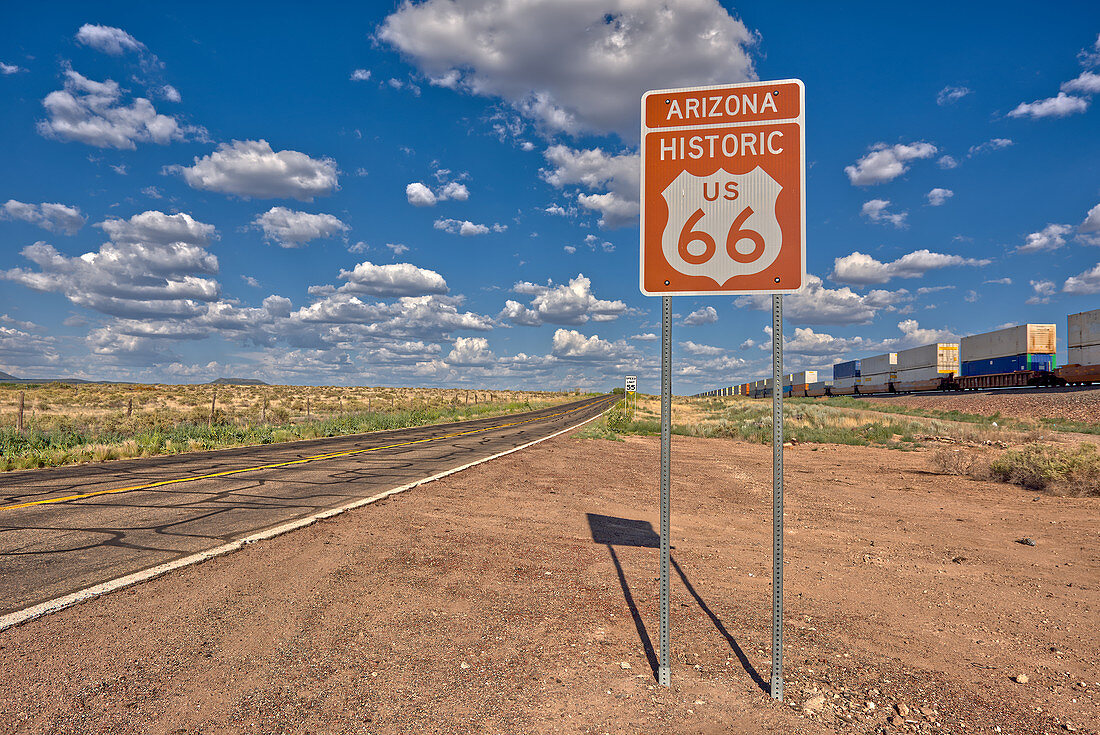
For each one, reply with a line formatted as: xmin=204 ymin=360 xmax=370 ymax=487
xmin=1 ymin=397 xmax=612 ymax=512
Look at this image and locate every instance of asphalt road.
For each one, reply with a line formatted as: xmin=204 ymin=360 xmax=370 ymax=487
xmin=0 ymin=395 xmax=612 ymax=617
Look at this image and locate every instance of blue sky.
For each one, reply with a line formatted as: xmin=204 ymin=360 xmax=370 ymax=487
xmin=1 ymin=2 xmax=1098 ymax=393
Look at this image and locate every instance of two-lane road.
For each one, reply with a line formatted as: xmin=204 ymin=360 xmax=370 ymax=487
xmin=0 ymin=395 xmax=612 ymax=620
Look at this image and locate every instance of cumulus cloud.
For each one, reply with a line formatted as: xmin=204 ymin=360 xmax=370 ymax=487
xmin=337 ymin=261 xmax=448 ymax=297
xmin=1063 ymin=263 xmax=1100 ymax=294
xmin=378 ymin=0 xmax=757 ymax=138
xmin=542 ymin=145 xmax=639 ymax=228
xmin=936 ymin=85 xmax=971 ymax=105
xmin=433 ymin=218 xmax=505 ymax=236
xmin=445 ymin=336 xmax=495 ymax=366
xmin=350 ymin=69 xmax=372 ymax=81
xmin=968 ymin=137 xmax=1013 ymax=156
xmin=175 ymin=139 xmax=339 ymax=200
xmin=1 ymin=200 xmax=86 ymax=235
xmin=1 ymin=62 xmax=26 ymax=75
xmin=631 ymin=333 xmax=658 ymax=341
xmin=161 ymin=85 xmax=181 ymax=102
xmin=406 ymin=180 xmax=469 ymax=206
xmin=551 ymin=329 xmax=621 ymax=360
xmin=252 ymin=207 xmax=349 ymax=247
xmin=860 ymin=199 xmax=907 ymax=228
xmin=1078 ymin=203 xmax=1100 ymax=246
xmin=830 ymin=249 xmax=990 ymax=285
xmin=1063 ymin=71 xmax=1100 ymax=95
xmin=293 ymin=293 xmax=492 ymax=340
xmin=926 ymin=188 xmax=953 ymax=206
xmin=681 ymin=340 xmax=724 ymax=356
xmin=1007 ymin=92 xmax=1088 ymax=119
xmin=37 ymin=69 xmax=198 ymax=149
xmin=735 ymin=275 xmax=910 ymax=325
xmin=845 ymin=142 xmax=937 ymax=185
xmin=97 ymin=210 xmax=216 ymax=245
xmin=499 ymin=273 xmax=625 ymax=326
xmin=75 ymin=24 xmax=144 ymax=55
xmin=937 ymin=155 xmax=958 ymax=170
xmin=681 ymin=306 xmax=718 ymax=326
xmin=1016 ymin=223 xmax=1073 ymax=253
xmin=387 ymin=243 xmax=410 ymax=256
xmin=1027 ymin=279 xmax=1057 ymax=305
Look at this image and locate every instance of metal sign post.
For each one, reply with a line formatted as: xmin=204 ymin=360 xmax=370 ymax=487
xmin=625 ymin=375 xmax=638 ymax=420
xmin=659 ymin=296 xmax=672 ymax=687
xmin=771 ymin=294 xmax=785 ymax=700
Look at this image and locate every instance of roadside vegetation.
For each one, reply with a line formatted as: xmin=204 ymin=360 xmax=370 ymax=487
xmin=0 ymin=383 xmax=579 ymax=472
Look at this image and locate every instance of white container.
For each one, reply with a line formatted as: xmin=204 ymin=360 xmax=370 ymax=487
xmin=961 ymin=324 xmax=1056 ymax=361
xmin=860 ymin=353 xmax=897 ymax=374
xmin=1069 ymin=309 xmax=1100 ymax=348
xmin=1068 ymin=344 xmax=1100 ymax=366
xmin=786 ymin=370 xmax=818 ymax=385
xmin=896 ymin=343 xmax=959 ymax=372
xmin=861 ymin=370 xmax=897 ymax=382
xmin=896 ymin=366 xmax=946 ymax=382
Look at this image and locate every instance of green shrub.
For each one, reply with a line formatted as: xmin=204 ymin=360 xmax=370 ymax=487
xmin=990 ymin=443 xmax=1100 ymax=496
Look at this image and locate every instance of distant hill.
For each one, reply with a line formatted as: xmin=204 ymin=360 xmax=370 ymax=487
xmin=0 ymin=370 xmax=19 ymax=381
xmin=209 ymin=377 xmax=270 ymax=386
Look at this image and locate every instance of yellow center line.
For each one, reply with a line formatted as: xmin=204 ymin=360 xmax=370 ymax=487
xmin=0 ymin=397 xmax=613 ymax=511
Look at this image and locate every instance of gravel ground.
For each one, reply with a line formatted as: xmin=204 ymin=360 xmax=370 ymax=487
xmin=1 ymin=432 xmax=1097 ymax=734
xmin=862 ymin=386 xmax=1100 ymax=424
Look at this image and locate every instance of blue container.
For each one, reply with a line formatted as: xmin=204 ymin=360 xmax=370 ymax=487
xmin=833 ymin=360 xmax=861 ymax=380
xmin=961 ymin=353 xmax=1056 ymax=377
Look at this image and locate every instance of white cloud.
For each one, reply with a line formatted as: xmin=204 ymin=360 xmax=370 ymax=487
xmin=782 ymin=326 xmax=867 ymax=357
xmin=241 ymin=275 xmax=260 ymax=288
xmin=926 ymin=188 xmax=954 ymax=206
xmin=1016 ymin=223 xmax=1073 ymax=253
xmin=1 ymin=200 xmax=86 ymax=235
xmin=681 ymin=306 xmax=718 ymax=326
xmin=499 ymin=274 xmax=625 ymax=326
xmin=860 ymin=199 xmax=907 ymax=228
xmin=1079 ymin=34 xmax=1100 ymax=68
xmin=936 ymin=85 xmax=971 ymax=105
xmin=350 ymin=69 xmax=372 ymax=81
xmin=1063 ymin=263 xmax=1100 ymax=294
xmin=736 ymin=275 xmax=910 ymax=325
xmin=1007 ymin=92 xmax=1088 ymax=119
xmin=631 ymin=333 xmax=658 ymax=342
xmin=845 ymin=142 xmax=937 ymax=185
xmin=75 ymin=24 xmax=144 ymax=55
xmin=542 ymin=145 xmax=639 ymax=228
xmin=337 ymin=261 xmax=448 ymax=297
xmin=445 ymin=336 xmax=495 ymax=366
xmin=406 ymin=180 xmax=470 ymax=206
xmin=161 ymin=85 xmax=181 ymax=102
xmin=563 ymin=245 xmax=576 ymax=254
xmin=378 ymin=0 xmax=756 ymax=138
xmin=97 ymin=210 xmax=216 ymax=245
xmin=1078 ymin=203 xmax=1100 ymax=246
xmin=681 ymin=340 xmax=724 ymax=356
xmin=252 ymin=207 xmax=349 ymax=247
xmin=937 ymin=155 xmax=958 ymax=169
xmin=387 ymin=243 xmax=410 ymax=256
xmin=984 ymin=277 xmax=1012 ymax=285
xmin=1062 ymin=71 xmax=1100 ymax=94
xmin=968 ymin=137 xmax=1013 ymax=156
xmin=887 ymin=319 xmax=958 ymax=347
xmin=293 ymin=294 xmax=492 ymax=339
xmin=175 ymin=139 xmax=339 ymax=200
xmin=1 ymin=62 xmax=26 ymax=74
xmin=433 ymin=218 xmax=505 ymax=236
xmin=830 ymin=249 xmax=990 ymax=285
xmin=551 ymin=329 xmax=622 ymax=360
xmin=1026 ymin=279 xmax=1057 ymax=305
xmin=37 ymin=70 xmax=198 ymax=149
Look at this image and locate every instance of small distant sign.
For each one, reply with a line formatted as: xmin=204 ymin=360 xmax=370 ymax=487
xmin=625 ymin=375 xmax=637 ymax=392
xmin=640 ymin=79 xmax=806 ymax=296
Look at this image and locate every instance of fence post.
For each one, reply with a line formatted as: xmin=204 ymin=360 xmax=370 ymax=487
xmin=127 ymin=397 xmax=133 ymax=418
xmin=18 ymin=391 xmax=25 ymax=433
xmin=262 ymin=397 xmax=267 ymax=423
xmin=307 ymin=396 xmax=311 ymax=420
xmin=210 ymin=389 xmax=217 ymax=425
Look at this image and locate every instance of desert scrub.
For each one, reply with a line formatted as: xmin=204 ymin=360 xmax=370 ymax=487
xmin=930 ymin=447 xmax=986 ymax=476
xmin=989 ymin=442 xmax=1100 ymax=496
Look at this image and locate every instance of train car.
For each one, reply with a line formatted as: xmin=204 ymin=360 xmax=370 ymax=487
xmin=958 ymin=370 xmax=1064 ymax=390
xmin=1057 ymin=309 xmax=1100 ymax=385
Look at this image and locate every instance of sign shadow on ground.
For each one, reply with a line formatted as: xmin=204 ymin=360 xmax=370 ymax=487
xmin=585 ymin=513 xmax=767 ymax=691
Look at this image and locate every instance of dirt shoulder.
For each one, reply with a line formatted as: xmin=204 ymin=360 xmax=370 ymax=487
xmin=1 ymin=434 xmax=1097 ymax=734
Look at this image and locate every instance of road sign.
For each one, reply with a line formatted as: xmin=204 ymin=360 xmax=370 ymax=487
xmin=625 ymin=375 xmax=637 ymax=392
xmin=640 ymin=80 xmax=805 ymax=296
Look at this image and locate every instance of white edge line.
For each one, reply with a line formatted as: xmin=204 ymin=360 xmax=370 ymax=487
xmin=0 ymin=402 xmax=611 ymax=633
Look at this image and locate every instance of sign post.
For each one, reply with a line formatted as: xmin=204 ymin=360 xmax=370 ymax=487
xmin=640 ymin=79 xmax=804 ymax=696
xmin=625 ymin=375 xmax=637 ymax=419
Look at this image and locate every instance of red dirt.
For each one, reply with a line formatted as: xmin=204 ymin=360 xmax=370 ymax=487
xmin=861 ymin=387 xmax=1100 ymax=424
xmin=1 ymin=433 xmax=1097 ymax=734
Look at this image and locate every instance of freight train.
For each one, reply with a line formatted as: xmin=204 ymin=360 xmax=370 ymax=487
xmin=693 ymin=308 xmax=1100 ymax=398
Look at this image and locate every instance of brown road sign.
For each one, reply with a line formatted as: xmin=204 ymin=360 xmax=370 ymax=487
xmin=640 ymin=80 xmax=806 ymax=296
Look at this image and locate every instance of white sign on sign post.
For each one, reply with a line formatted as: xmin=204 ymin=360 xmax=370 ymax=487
xmin=640 ymin=79 xmax=805 ymax=699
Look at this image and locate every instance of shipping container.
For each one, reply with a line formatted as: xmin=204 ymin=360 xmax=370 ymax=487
xmin=805 ymin=380 xmax=833 ymax=397
xmin=896 ymin=366 xmax=947 ymax=382
xmin=832 ymin=376 xmax=861 ymax=389
xmin=961 ymin=324 xmax=1056 ymax=362
xmin=1056 ymin=364 xmax=1100 ymax=384
xmin=895 ymin=343 xmax=959 ymax=372
xmin=1069 ymin=309 xmax=1100 ymax=348
xmin=860 ymin=353 xmax=897 ymax=375
xmin=960 ymin=353 xmax=1056 ymax=377
xmin=832 ymin=359 xmax=861 ymax=379
xmin=1068 ymin=344 xmax=1100 ymax=366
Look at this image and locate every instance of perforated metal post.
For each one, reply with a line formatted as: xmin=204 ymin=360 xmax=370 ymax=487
xmin=771 ymin=294 xmax=785 ymax=701
xmin=659 ymin=295 xmax=672 ymax=687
